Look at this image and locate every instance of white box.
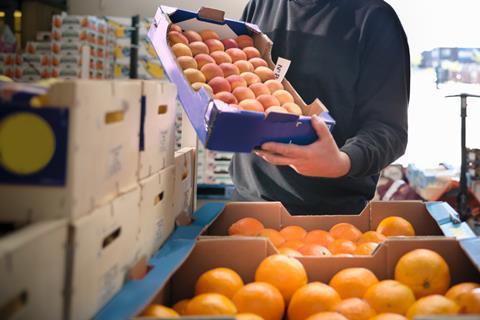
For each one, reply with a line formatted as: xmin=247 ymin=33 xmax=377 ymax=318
xmin=138 ymin=81 xmax=177 ymax=180
xmin=173 ymin=147 xmax=196 ymax=220
xmin=138 ymin=166 xmax=175 ymax=259
xmin=0 ymin=80 xmax=142 ymax=222
xmin=68 ymin=187 xmax=141 ymax=320
xmin=0 ymin=220 xmax=67 ymax=320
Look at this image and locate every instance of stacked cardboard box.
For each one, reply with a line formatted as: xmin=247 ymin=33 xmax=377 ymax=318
xmin=0 ymin=79 xmax=185 ymax=319
xmin=196 ymin=144 xmax=234 ymax=185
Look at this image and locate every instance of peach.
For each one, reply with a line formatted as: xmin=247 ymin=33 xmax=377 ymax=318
xmin=234 ymin=60 xmax=255 ymax=73
xmin=265 ymin=79 xmax=284 ymax=93
xmin=233 ymin=87 xmax=256 ymax=102
xmin=189 ymin=41 xmax=209 ymax=56
xmin=200 ymin=30 xmax=220 ymax=41
xmin=168 ymin=31 xmax=189 ymax=45
xmin=177 ymin=56 xmax=198 ymax=70
xmin=222 ymin=38 xmax=239 ymax=49
xmin=214 ymin=92 xmax=238 ymax=105
xmin=240 ymin=72 xmax=261 ymax=86
xmin=171 ymin=43 xmax=192 ymax=57
xmin=169 ymin=24 xmax=182 ymax=32
xmin=249 ymin=58 xmax=268 ymax=69
xmin=243 ymin=46 xmax=261 ymax=59
xmin=219 ymin=63 xmax=240 ymax=77
xmin=226 ymin=75 xmax=247 ymax=90
xmin=273 ymin=89 xmax=295 ymax=105
xmin=183 ymin=30 xmax=202 ymax=42
xmin=195 ymin=53 xmax=216 ymax=68
xmin=236 ymin=34 xmax=254 ymax=48
xmin=208 ymin=76 xmax=231 ymax=94
xmin=211 ymin=51 xmax=232 ymax=64
xmin=283 ymin=102 xmax=303 ymax=115
xmin=184 ymin=68 xmax=206 ymax=84
xmin=239 ymin=99 xmax=264 ymax=112
xmin=255 ymin=66 xmax=276 ymax=82
xmin=226 ymin=48 xmax=247 ymax=62
xmin=192 ymin=82 xmax=213 ymax=95
xmin=204 ymin=39 xmax=224 ymax=53
xmin=200 ymin=63 xmax=224 ymax=81
xmin=266 ymin=106 xmax=288 ymax=115
xmin=257 ymin=94 xmax=280 ymax=110
xmin=249 ymin=83 xmax=271 ymax=97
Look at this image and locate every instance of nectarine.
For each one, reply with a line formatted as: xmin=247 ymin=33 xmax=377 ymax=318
xmin=215 ymin=92 xmax=238 ymax=104
xmin=200 ymin=63 xmax=224 ymax=81
xmin=236 ymin=34 xmax=254 ymax=48
xmin=219 ymin=63 xmax=240 ymax=77
xmin=226 ymin=75 xmax=248 ymax=90
xmin=265 ymin=79 xmax=284 ymax=93
xmin=183 ymin=30 xmax=202 ymax=42
xmin=204 ymin=39 xmax=224 ymax=53
xmin=208 ymin=76 xmax=231 ymax=94
xmin=195 ymin=54 xmax=216 ymax=68
xmin=254 ymin=66 xmax=275 ymax=82
xmin=222 ymin=38 xmax=239 ymax=49
xmin=273 ymin=89 xmax=294 ymax=105
xmin=234 ymin=60 xmax=255 ymax=73
xmin=226 ymin=48 xmax=247 ymax=62
xmin=172 ymin=43 xmax=192 ymax=57
xmin=169 ymin=24 xmax=182 ymax=32
xmin=168 ymin=31 xmax=189 ymax=45
xmin=211 ymin=51 xmax=232 ymax=64
xmin=249 ymin=83 xmax=271 ymax=97
xmin=239 ymin=99 xmax=264 ymax=112
xmin=200 ymin=30 xmax=220 ymax=41
xmin=184 ymin=68 xmax=206 ymax=84
xmin=177 ymin=56 xmax=198 ymax=70
xmin=249 ymin=57 xmax=268 ymax=69
xmin=257 ymin=94 xmax=280 ymax=109
xmin=232 ymin=87 xmax=256 ymax=102
xmin=283 ymin=102 xmax=303 ymax=115
xmin=191 ymin=82 xmax=213 ymax=95
xmin=243 ymin=46 xmax=261 ymax=59
xmin=189 ymin=41 xmax=209 ymax=56
xmin=240 ymin=72 xmax=261 ymax=86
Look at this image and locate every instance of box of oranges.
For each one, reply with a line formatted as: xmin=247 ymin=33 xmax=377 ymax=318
xmin=203 ymin=201 xmax=476 ymax=257
xmin=148 ymin=6 xmax=335 ymax=152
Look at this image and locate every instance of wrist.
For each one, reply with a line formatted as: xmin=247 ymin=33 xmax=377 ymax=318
xmin=336 ymin=151 xmax=351 ymax=177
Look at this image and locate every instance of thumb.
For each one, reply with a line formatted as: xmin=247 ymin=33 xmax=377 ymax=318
xmin=311 ymin=115 xmax=333 ymax=141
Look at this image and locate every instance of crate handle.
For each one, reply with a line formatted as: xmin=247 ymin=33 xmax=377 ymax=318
xmin=0 ymin=291 xmax=28 ymax=319
xmin=198 ymin=7 xmax=225 ymax=24
xmin=158 ymin=104 xmax=168 ymax=115
xmin=154 ymin=191 xmax=164 ymax=205
xmin=102 ymin=227 xmax=122 ymax=249
xmin=105 ymin=110 xmax=125 ymax=124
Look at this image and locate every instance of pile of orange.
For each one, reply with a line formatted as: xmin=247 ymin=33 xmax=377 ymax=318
xmin=140 ymin=248 xmax=480 ymax=319
xmin=227 ymin=216 xmax=416 ymax=256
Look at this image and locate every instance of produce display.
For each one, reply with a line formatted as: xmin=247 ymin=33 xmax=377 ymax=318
xmin=167 ymin=24 xmax=303 ymax=116
xmin=226 ymin=216 xmax=416 ymax=256
xmin=140 ymin=249 xmax=480 ymax=319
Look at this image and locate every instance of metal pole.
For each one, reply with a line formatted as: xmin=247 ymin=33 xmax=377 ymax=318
xmin=129 ymin=15 xmax=140 ymax=79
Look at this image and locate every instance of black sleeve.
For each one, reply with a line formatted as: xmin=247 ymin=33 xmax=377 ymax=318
xmin=340 ymin=4 xmax=410 ymax=178
xmin=241 ymin=0 xmax=257 ymax=23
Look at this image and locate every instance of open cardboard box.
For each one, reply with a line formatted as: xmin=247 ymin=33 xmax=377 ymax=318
xmin=148 ymin=6 xmax=336 ymax=152
xmin=206 ymin=201 xmax=477 ymax=241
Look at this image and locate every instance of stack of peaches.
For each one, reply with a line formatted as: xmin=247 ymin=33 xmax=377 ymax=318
xmin=168 ymin=24 xmax=303 ymax=115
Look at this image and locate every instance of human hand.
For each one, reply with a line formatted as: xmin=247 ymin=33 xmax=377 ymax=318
xmin=255 ymin=115 xmax=351 ymax=178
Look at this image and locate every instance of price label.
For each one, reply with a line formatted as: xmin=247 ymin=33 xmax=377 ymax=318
xmin=273 ymin=57 xmax=291 ymax=82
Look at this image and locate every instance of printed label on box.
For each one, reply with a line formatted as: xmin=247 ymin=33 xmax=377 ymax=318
xmin=107 ymin=145 xmax=123 ymax=178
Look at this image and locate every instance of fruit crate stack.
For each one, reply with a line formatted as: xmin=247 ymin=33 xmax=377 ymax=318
xmin=0 ymin=78 xmax=197 ymax=320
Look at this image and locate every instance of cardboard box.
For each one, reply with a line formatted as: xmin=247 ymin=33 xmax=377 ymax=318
xmin=138 ymin=81 xmax=177 ymax=179
xmin=148 ymin=6 xmax=335 ymax=152
xmin=52 ymin=15 xmax=99 ymax=32
xmin=68 ymin=187 xmax=141 ymax=320
xmin=0 ymin=220 xmax=67 ymax=320
xmin=137 ymin=166 xmax=176 ymax=259
xmin=206 ymin=201 xmax=476 ymax=241
xmin=0 ymin=80 xmax=142 ymax=222
xmin=25 ymin=41 xmax=52 ymax=55
xmin=173 ymin=148 xmax=196 ymax=220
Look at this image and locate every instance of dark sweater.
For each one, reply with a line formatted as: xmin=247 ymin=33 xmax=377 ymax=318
xmin=230 ymin=0 xmax=410 ymax=214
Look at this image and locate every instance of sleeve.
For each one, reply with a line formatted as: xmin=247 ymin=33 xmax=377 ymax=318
xmin=241 ymin=0 xmax=257 ymax=23
xmin=340 ymin=4 xmax=410 ymax=178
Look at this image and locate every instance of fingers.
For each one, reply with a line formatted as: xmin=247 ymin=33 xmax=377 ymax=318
xmin=311 ymin=115 xmax=334 ymax=142
xmin=255 ymin=151 xmax=296 ymax=166
xmin=261 ymin=142 xmax=305 ymax=158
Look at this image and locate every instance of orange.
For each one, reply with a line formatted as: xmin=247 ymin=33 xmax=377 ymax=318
xmin=445 ymin=282 xmax=480 ymax=304
xmin=280 ymin=225 xmax=307 ymax=241
xmin=376 ymin=217 xmax=415 ymax=237
xmin=141 ymin=304 xmax=180 ymax=317
xmin=406 ymin=294 xmax=459 ymax=319
xmin=255 ymin=254 xmax=308 ymax=302
xmin=364 ymin=280 xmax=416 ymax=315
xmin=357 ymin=231 xmax=386 ymax=244
xmin=279 ymin=240 xmax=304 ymax=251
xmin=305 ymin=312 xmax=349 ymax=320
xmin=172 ymin=299 xmax=189 ymax=315
xmin=369 ymin=313 xmax=407 ymax=320
xmin=195 ymin=267 xmax=244 ymax=299
xmin=329 ymin=268 xmax=379 ymax=299
xmin=334 ymin=298 xmax=376 ymax=320
xmin=257 ymin=228 xmax=285 ymax=247
xmin=288 ymin=282 xmax=342 ymax=320
xmin=236 ymin=313 xmax=265 ymax=320
xmin=298 ymin=244 xmax=332 ymax=256
xmin=278 ymin=247 xmax=303 ymax=257
xmin=457 ymin=287 xmax=480 ymax=314
xmin=354 ymin=242 xmax=379 ymax=256
xmin=229 ymin=217 xmax=264 ymax=236
xmin=329 ymin=223 xmax=362 ymax=242
xmin=329 ymin=239 xmax=357 ymax=255
xmin=394 ymin=249 xmax=450 ymax=298
xmin=185 ymin=293 xmax=237 ymax=315
xmin=232 ymin=282 xmax=285 ymax=320
xmin=304 ymin=230 xmax=335 ymax=247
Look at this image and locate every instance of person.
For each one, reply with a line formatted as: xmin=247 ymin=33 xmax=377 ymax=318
xmin=229 ymin=0 xmax=410 ymax=214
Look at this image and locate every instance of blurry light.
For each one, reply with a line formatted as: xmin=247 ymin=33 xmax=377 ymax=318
xmin=14 ymin=11 xmax=22 ymax=18
xmin=0 ymin=12 xmax=5 ymax=18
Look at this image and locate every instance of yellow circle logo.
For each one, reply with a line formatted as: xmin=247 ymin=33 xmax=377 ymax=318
xmin=0 ymin=112 xmax=56 ymax=175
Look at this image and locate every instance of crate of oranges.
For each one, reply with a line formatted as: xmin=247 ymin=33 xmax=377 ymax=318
xmin=204 ymin=201 xmax=476 ymax=257
xmin=136 ymin=236 xmax=480 ymax=319
xmin=147 ymin=6 xmax=335 ymax=152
